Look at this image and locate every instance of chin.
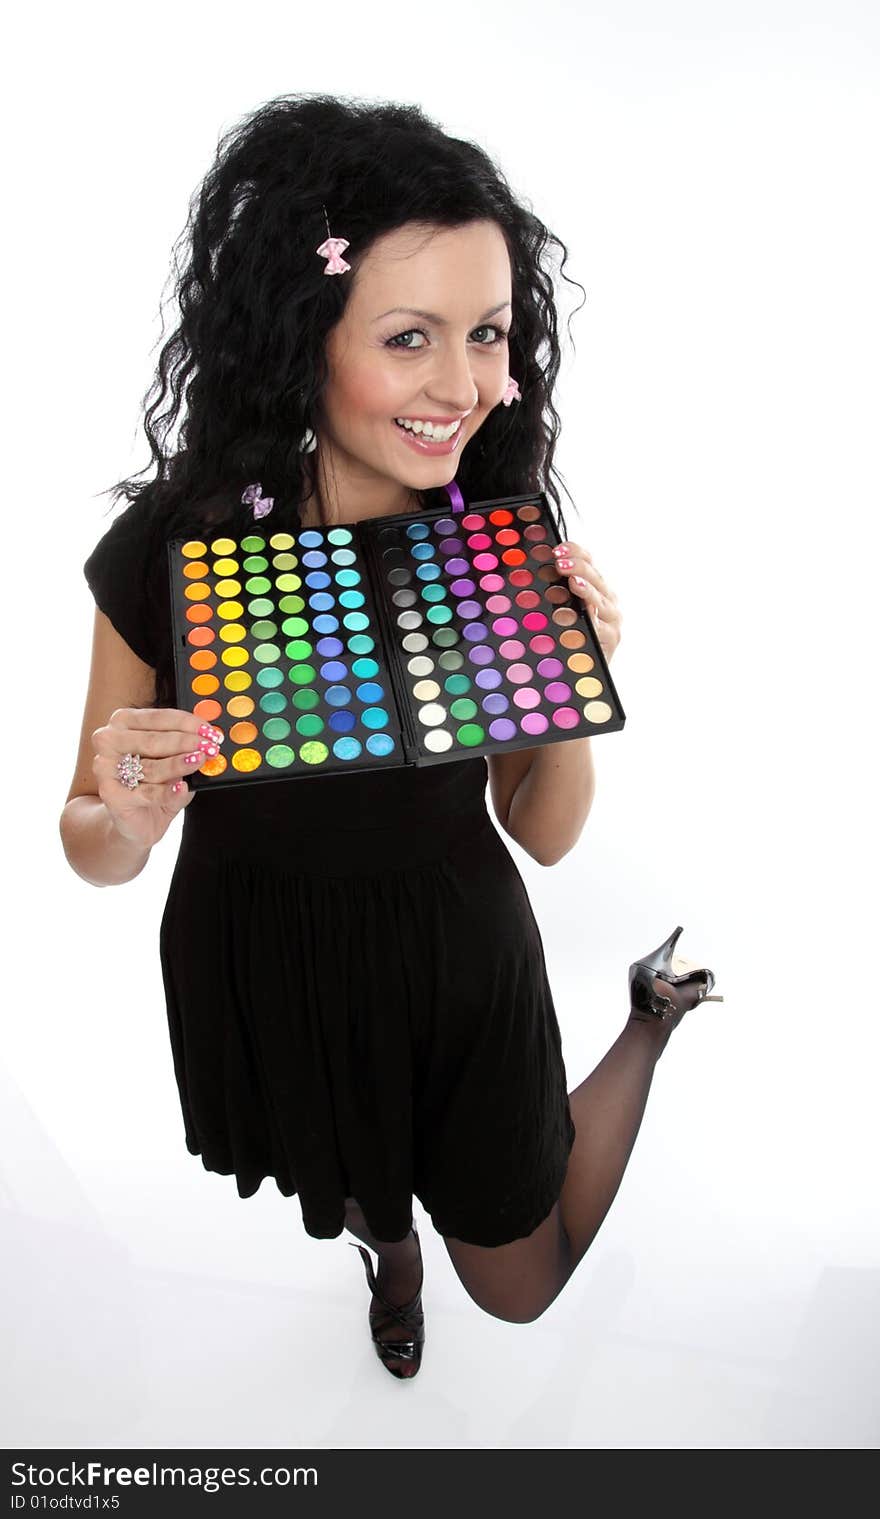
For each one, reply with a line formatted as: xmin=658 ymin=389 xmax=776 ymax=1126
xmin=380 ymin=452 xmax=461 ymax=485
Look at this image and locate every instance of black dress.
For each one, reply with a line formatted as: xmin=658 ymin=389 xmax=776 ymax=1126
xmin=83 ymin=498 xmax=577 ymax=1248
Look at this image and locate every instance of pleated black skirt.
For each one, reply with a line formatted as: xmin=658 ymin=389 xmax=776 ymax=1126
xmin=158 ymin=756 xmax=576 ymax=1248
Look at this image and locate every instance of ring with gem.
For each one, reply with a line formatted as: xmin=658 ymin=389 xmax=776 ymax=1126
xmin=116 ymin=752 xmax=145 ymax=790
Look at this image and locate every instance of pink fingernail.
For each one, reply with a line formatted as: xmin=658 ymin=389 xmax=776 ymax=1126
xmin=574 ymin=575 xmax=586 ymax=586
xmin=171 ymin=781 xmax=182 ymax=794
xmin=558 ymin=559 xmax=573 ymax=569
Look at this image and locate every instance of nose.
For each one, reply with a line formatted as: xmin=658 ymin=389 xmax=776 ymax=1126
xmin=425 ymin=340 xmax=480 ymax=417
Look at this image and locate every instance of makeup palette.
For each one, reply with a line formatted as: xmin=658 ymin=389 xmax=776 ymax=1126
xmin=167 ymin=492 xmax=625 ymax=788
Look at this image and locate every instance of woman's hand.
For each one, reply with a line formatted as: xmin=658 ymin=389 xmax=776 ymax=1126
xmin=551 ymin=540 xmax=622 ymax=663
xmin=92 ymin=708 xmax=223 ymax=850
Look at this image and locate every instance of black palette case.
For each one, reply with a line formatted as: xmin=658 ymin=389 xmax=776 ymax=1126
xmin=167 ymin=492 xmax=625 ymax=790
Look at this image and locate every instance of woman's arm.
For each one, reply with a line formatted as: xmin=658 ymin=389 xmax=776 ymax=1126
xmin=488 ymin=739 xmax=596 ymax=866
xmin=486 ymin=535 xmax=621 ymax=866
xmin=60 ymin=610 xmax=157 ymax=886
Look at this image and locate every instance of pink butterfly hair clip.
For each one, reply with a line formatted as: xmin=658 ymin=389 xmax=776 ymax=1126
xmin=241 ymin=482 xmax=274 ymax=520
xmin=316 ymin=204 xmax=351 ymax=275
xmin=502 ymin=375 xmax=522 ymax=406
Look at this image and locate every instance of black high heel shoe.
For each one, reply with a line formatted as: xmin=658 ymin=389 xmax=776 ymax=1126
xmin=629 ymin=925 xmax=724 ymax=1030
xmin=349 ymin=1225 xmax=425 ymax=1380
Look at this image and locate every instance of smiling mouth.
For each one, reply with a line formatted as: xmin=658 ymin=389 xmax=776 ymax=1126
xmin=391 ymin=418 xmax=466 ymax=456
xmin=393 ymin=416 xmax=463 ymax=442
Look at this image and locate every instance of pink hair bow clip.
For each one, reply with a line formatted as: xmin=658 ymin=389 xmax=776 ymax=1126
xmin=316 ymin=204 xmax=351 ymax=275
xmin=502 ymin=375 xmax=522 ymax=406
xmin=241 ymin=481 xmax=274 ymax=520
xmin=316 ymin=236 xmax=351 ymax=275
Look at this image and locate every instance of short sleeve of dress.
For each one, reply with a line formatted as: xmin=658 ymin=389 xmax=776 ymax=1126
xmin=82 ymin=503 xmax=157 ymax=668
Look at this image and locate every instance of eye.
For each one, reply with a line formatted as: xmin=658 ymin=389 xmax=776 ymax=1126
xmin=471 ymin=324 xmax=509 ymax=346
xmin=386 ymin=328 xmax=429 ymax=350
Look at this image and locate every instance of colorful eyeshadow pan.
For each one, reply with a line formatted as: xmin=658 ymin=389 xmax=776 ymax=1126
xmin=169 ymin=493 xmax=624 ymax=788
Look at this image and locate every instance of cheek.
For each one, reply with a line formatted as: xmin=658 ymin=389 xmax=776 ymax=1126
xmin=330 ymin=361 xmax=406 ymax=426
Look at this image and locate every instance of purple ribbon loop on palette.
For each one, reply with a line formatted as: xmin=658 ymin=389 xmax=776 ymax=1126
xmin=444 ymin=479 xmax=465 ymax=514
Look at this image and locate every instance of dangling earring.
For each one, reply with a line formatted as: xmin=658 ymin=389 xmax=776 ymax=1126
xmin=299 ymin=425 xmax=317 ymax=453
xmin=502 ymin=375 xmax=522 ymax=406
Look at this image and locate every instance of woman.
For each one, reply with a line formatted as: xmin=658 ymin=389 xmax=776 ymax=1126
xmin=60 ymin=94 xmax=721 ymax=1380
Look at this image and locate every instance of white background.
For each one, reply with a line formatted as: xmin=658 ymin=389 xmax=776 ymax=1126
xmin=2 ymin=0 xmax=877 ymax=1451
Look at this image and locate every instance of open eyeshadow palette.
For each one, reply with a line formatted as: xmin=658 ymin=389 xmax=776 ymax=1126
xmin=167 ymin=491 xmax=625 ymax=788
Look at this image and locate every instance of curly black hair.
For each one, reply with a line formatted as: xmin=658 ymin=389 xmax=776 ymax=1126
xmin=101 ymin=91 xmax=586 ymax=538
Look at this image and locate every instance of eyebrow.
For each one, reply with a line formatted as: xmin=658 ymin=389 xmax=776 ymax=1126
xmin=373 ymin=301 xmax=512 ymax=325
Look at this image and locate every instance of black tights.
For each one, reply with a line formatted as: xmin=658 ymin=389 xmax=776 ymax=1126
xmin=345 ymin=1011 xmax=670 ymax=1326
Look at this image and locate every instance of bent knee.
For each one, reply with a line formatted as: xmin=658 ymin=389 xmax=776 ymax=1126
xmin=493 ymin=1301 xmax=549 ymax=1325
xmin=443 ymin=1214 xmax=567 ymax=1324
xmin=479 ymin=1295 xmax=552 ymax=1325
xmin=456 ymin=1277 xmax=554 ymax=1324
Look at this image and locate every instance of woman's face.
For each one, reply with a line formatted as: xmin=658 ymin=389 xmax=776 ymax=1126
xmin=316 ymin=219 xmax=513 ymax=517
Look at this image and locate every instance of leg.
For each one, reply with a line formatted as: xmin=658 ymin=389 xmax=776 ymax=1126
xmin=442 ymin=996 xmax=675 ymax=1323
xmin=344 ymin=1196 xmax=424 ymax=1376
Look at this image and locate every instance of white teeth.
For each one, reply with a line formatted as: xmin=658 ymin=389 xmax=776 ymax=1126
xmin=394 ymin=417 xmax=460 ymax=442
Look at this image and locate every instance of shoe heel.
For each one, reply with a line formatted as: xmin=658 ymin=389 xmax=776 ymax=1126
xmin=637 ymin=925 xmax=684 ymax=975
xmin=629 ymin=926 xmax=722 ymax=1022
xmin=628 ymin=924 xmax=684 ymax=1015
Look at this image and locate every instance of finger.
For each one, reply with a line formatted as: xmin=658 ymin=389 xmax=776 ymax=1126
xmin=110 ymin=706 xmax=215 ymax=735
xmin=553 ymin=553 xmax=608 ymax=597
xmin=94 ymin=747 xmax=212 ymax=791
xmin=552 ymin=540 xmax=592 ymax=564
xmin=570 ymin=574 xmax=620 ymax=624
xmin=554 ymin=548 xmax=612 ymax=595
xmin=107 ymin=709 xmax=225 ymax=752
xmin=554 ymin=554 xmax=588 ymax=579
xmin=97 ymin=719 xmax=224 ymax=763
xmin=551 ymin=542 xmax=614 ymax=594
xmin=169 ymin=780 xmax=198 ymax=805
xmin=100 ymin=770 xmax=196 ymax=813
xmin=97 ymin=771 xmax=174 ymax=809
xmin=562 ymin=557 xmax=598 ymax=588
xmin=550 ymin=544 xmax=589 ymax=577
